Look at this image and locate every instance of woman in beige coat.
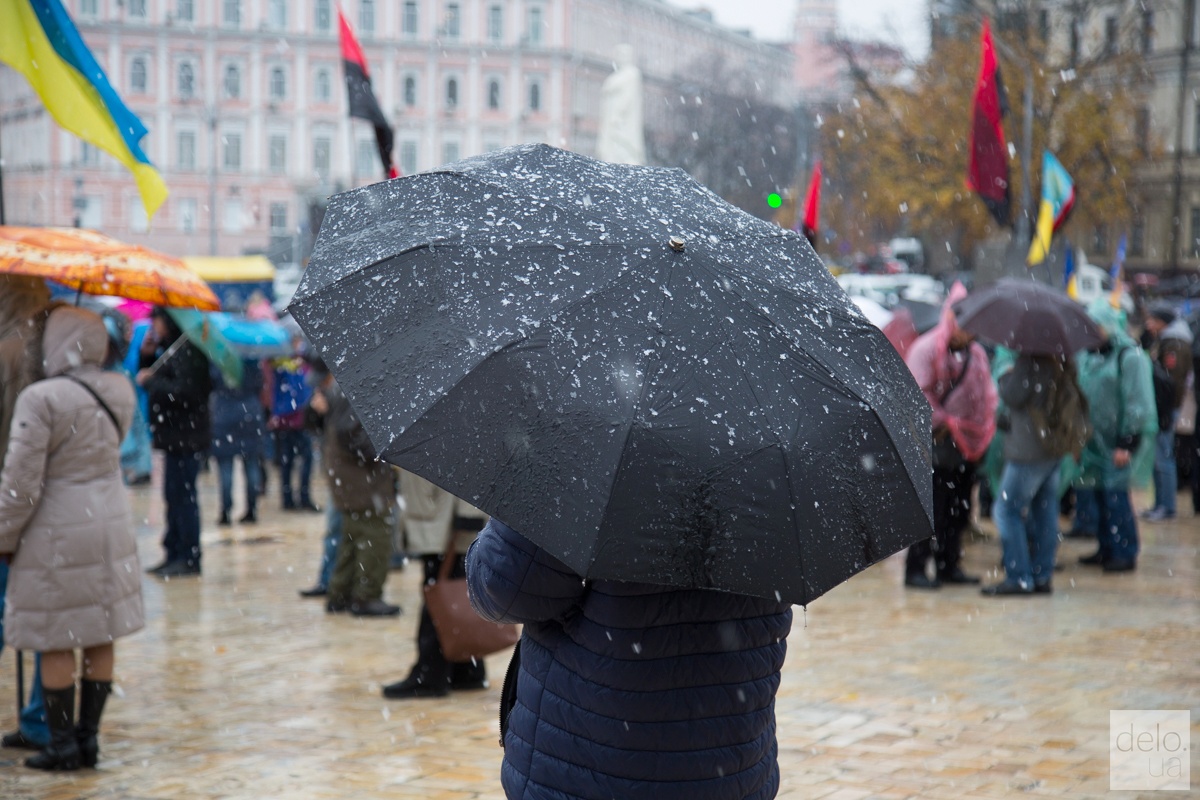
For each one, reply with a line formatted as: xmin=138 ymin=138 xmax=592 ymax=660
xmin=0 ymin=305 xmax=144 ymax=771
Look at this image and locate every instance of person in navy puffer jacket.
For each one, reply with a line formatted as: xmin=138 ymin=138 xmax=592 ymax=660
xmin=467 ymin=519 xmax=793 ymax=800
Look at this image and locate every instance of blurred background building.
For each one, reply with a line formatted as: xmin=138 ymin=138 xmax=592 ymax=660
xmin=0 ymin=0 xmax=793 ymax=264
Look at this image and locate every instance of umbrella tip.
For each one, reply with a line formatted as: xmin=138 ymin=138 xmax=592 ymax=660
xmin=669 ymin=236 xmax=686 ymax=252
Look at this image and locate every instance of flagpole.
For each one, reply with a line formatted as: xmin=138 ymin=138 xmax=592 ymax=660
xmin=0 ymin=114 xmax=7 ymax=225
xmin=988 ymin=31 xmax=1034 ymax=257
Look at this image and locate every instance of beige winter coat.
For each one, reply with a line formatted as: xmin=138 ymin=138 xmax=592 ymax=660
xmin=0 ymin=307 xmax=144 ymax=651
xmin=399 ymin=471 xmax=486 ymax=556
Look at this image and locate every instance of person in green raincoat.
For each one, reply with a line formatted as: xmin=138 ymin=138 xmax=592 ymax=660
xmin=1074 ymin=298 xmax=1157 ymax=572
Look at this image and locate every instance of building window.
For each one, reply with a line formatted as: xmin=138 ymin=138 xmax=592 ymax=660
xmin=403 ymin=1 xmax=418 ymax=37
xmin=528 ymin=6 xmax=543 ymax=45
xmin=403 ymin=75 xmax=417 ymax=107
xmin=1192 ymin=207 xmax=1200 ymax=258
xmin=528 ymin=78 xmax=541 ymax=112
xmin=1104 ymin=16 xmax=1118 ymax=56
xmin=268 ymin=134 xmax=287 ymax=174
xmin=223 ymin=0 xmax=241 ymax=27
xmin=1069 ymin=20 xmax=1080 ymax=66
xmin=177 ymin=62 xmax=195 ymax=99
xmin=446 ymin=77 xmax=459 ymax=109
xmin=269 ymin=67 xmax=286 ymax=100
xmin=1142 ymin=11 xmax=1154 ymax=54
xmin=487 ymin=78 xmax=501 ymax=110
xmin=1137 ymin=107 xmax=1150 ymax=156
xmin=79 ymin=0 xmax=98 ymax=17
xmin=1092 ymin=224 xmax=1109 ymax=257
xmin=223 ymin=198 xmax=245 ymax=234
xmin=224 ymin=64 xmax=241 ymax=99
xmin=360 ymin=0 xmax=375 ymax=35
xmin=488 ymin=5 xmax=503 ymax=43
xmin=400 ymin=141 xmax=417 ymax=175
xmin=269 ymin=202 xmax=288 ymax=233
xmin=356 ymin=139 xmax=377 ymax=176
xmin=129 ymin=198 xmax=149 ymax=233
xmin=178 ymin=198 xmax=198 ymax=233
xmin=484 ymin=138 xmax=503 ymax=152
xmin=315 ymin=0 xmax=332 ymax=32
xmin=80 ymin=141 xmax=100 ymax=167
xmin=177 ymin=131 xmax=196 ymax=170
xmin=1037 ymin=9 xmax=1048 ymax=41
xmin=268 ymin=0 xmax=286 ymax=30
xmin=223 ymin=132 xmax=242 ymax=171
xmin=314 ymin=136 xmax=332 ymax=175
xmin=445 ymin=3 xmax=461 ymax=39
xmin=442 ymin=141 xmax=460 ymax=165
xmin=1131 ymin=217 xmax=1145 ymax=258
xmin=130 ymin=57 xmax=148 ymax=94
xmin=129 ymin=0 xmax=146 ymax=19
xmin=315 ymin=68 xmax=332 ymax=102
xmin=176 ymin=0 xmax=194 ymax=22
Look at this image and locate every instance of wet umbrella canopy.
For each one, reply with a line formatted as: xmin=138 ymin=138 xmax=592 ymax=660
xmin=953 ymin=278 xmax=1104 ymax=357
xmin=290 ymin=144 xmax=932 ymax=605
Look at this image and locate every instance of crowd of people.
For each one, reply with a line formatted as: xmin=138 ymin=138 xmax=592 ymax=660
xmin=0 ymin=271 xmax=1191 ymax=791
xmin=902 ymin=285 xmax=1193 ymax=595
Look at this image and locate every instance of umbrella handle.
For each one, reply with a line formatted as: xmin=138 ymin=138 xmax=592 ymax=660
xmin=143 ymin=335 xmax=187 ymax=376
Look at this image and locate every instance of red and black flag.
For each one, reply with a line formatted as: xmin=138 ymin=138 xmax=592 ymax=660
xmin=965 ymin=19 xmax=1010 ymax=227
xmin=338 ymin=7 xmax=398 ymax=179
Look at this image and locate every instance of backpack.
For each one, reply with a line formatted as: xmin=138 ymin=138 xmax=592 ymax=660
xmin=1031 ymin=364 xmax=1092 ymax=460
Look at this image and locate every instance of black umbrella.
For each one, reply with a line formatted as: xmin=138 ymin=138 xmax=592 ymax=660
xmin=290 ymin=144 xmax=932 ymax=606
xmin=897 ymin=298 xmax=942 ymax=334
xmin=954 ymin=278 xmax=1103 ymax=356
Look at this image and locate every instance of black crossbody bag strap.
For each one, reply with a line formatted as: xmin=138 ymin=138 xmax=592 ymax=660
xmin=62 ymin=374 xmax=124 ymax=440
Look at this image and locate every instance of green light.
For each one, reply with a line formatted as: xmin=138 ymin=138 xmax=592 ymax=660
xmin=767 ymin=192 xmax=782 ymax=209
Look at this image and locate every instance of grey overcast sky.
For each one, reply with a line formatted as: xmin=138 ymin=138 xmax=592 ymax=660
xmin=666 ymin=1 xmax=930 ymax=59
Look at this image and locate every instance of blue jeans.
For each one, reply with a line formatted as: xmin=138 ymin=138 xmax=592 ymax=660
xmin=0 ymin=563 xmax=49 ymax=746
xmin=163 ymin=451 xmax=204 ymax=566
xmin=276 ymin=429 xmax=313 ymax=507
xmin=995 ymin=460 xmax=1061 ymax=588
xmin=317 ymin=507 xmax=344 ymax=590
xmin=1072 ymin=487 xmax=1099 ymax=535
xmin=1152 ymin=428 xmax=1178 ymax=515
xmin=1095 ymin=489 xmax=1139 ymax=563
xmin=216 ymin=454 xmax=262 ymax=516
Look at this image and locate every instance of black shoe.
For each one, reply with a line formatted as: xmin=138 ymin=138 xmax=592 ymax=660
xmin=298 ymin=500 xmax=322 ymax=513
xmin=938 ymin=568 xmax=981 ymax=585
xmin=144 ymin=559 xmax=171 ymax=575
xmin=282 ymin=500 xmax=298 ymax=511
xmin=450 ymin=677 xmax=489 ymax=692
xmin=75 ymin=679 xmax=110 ymax=768
xmin=1063 ymin=528 xmax=1095 ymax=539
xmin=1103 ymin=558 xmax=1137 ymax=573
xmin=980 ymin=581 xmax=1033 ymax=596
xmin=1078 ymin=550 xmax=1106 ymax=566
xmin=217 ymin=512 xmax=231 ymax=527
xmin=238 ymin=510 xmax=257 ymax=524
xmin=382 ymin=676 xmax=449 ymax=699
xmin=325 ymin=597 xmax=350 ymax=613
xmin=299 ymin=585 xmax=328 ymax=598
xmin=349 ymin=598 xmax=402 ymax=617
xmin=2 ymin=730 xmax=43 ymax=750
xmin=904 ymin=573 xmax=941 ymax=590
xmin=1033 ymin=581 xmax=1053 ymax=595
xmin=156 ymin=560 xmax=201 ymax=578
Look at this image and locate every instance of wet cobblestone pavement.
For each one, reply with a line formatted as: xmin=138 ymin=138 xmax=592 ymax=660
xmin=0 ymin=467 xmax=1196 ymax=799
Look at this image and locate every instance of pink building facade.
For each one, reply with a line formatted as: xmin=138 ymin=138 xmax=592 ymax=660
xmin=0 ymin=0 xmax=793 ymax=261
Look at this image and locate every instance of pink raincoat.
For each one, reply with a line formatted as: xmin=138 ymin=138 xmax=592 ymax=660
xmin=904 ymin=283 xmax=998 ymax=462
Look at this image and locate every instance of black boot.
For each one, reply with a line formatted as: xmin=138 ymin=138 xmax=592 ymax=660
xmin=75 ymin=680 xmax=111 ymax=768
xmin=25 ymin=685 xmax=80 ymax=771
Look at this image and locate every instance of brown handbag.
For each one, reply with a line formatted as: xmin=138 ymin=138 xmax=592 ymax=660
xmin=424 ymin=529 xmax=520 ymax=663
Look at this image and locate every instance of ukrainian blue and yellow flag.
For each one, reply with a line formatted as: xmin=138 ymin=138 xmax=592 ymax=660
xmin=0 ymin=0 xmax=167 ymax=219
xmin=1027 ymin=150 xmax=1075 ymax=267
xmin=1062 ymin=240 xmax=1078 ymax=300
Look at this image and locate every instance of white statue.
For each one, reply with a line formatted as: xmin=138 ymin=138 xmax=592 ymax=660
xmin=597 ymin=44 xmax=646 ymax=166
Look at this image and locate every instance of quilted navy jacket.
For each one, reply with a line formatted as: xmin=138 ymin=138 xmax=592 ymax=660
xmin=466 ymin=520 xmax=792 ymax=800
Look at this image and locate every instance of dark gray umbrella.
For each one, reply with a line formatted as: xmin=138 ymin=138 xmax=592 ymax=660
xmin=290 ymin=144 xmax=931 ymax=605
xmin=954 ymin=278 xmax=1103 ymax=356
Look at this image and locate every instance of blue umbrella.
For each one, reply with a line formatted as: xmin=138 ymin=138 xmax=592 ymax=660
xmin=206 ymin=312 xmax=292 ymax=358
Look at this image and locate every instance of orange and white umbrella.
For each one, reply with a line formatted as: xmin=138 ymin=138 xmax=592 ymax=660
xmin=0 ymin=225 xmax=220 ymax=311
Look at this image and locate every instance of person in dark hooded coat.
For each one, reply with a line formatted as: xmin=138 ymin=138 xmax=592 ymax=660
xmin=467 ymin=519 xmax=792 ymax=800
